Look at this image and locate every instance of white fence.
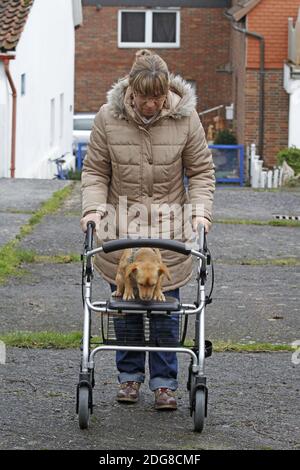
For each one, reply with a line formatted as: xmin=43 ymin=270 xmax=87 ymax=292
xmin=249 ymin=144 xmax=283 ymax=189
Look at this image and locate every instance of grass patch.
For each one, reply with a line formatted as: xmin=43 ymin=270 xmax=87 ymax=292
xmin=0 ymin=209 xmax=35 ymax=215
xmin=0 ymin=248 xmax=80 ymax=284
xmin=215 ymin=218 xmax=266 ymax=226
xmin=0 ymin=184 xmax=75 ymax=284
xmin=17 ymin=184 xmax=74 ymax=240
xmin=0 ymin=331 xmax=294 ymax=352
xmin=212 ymin=341 xmax=294 ymax=353
xmin=220 ymin=257 xmax=300 ymax=266
xmin=215 ymin=218 xmax=300 ymax=227
xmin=0 ymin=331 xmax=84 ymax=349
xmin=0 ymin=243 xmax=36 ymax=284
xmin=184 ymin=339 xmax=294 ymax=352
xmin=268 ymin=219 xmax=300 ymax=227
xmin=239 ymin=258 xmax=300 ymax=266
xmin=32 ymin=253 xmax=81 ymax=264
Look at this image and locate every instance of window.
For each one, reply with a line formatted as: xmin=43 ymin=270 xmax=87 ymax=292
xmin=21 ymin=74 xmax=26 ymax=96
xmin=118 ymin=9 xmax=180 ymax=48
xmin=50 ymin=98 xmax=55 ymax=147
xmin=59 ymin=93 xmax=64 ymax=139
xmin=121 ymin=12 xmax=145 ymax=43
xmin=152 ymin=12 xmax=176 ymax=43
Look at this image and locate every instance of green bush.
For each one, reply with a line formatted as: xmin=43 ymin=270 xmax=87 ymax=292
xmin=213 ymin=129 xmax=237 ymax=145
xmin=277 ymin=146 xmax=300 ymax=175
xmin=67 ymin=168 xmax=82 ymax=180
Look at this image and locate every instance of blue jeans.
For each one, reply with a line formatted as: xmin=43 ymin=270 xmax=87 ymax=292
xmin=110 ymin=284 xmax=180 ymax=391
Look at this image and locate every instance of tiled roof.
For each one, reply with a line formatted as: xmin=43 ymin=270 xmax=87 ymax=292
xmin=226 ymin=0 xmax=261 ymax=22
xmin=0 ymin=0 xmax=34 ymax=52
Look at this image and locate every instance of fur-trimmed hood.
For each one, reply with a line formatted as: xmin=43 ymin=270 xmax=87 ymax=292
xmin=106 ymin=73 xmax=197 ymax=121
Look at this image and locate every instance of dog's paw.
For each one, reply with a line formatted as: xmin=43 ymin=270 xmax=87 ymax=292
xmin=153 ymin=291 xmax=166 ymax=301
xmin=112 ymin=290 xmax=122 ymax=297
xmin=123 ymin=291 xmax=135 ymax=301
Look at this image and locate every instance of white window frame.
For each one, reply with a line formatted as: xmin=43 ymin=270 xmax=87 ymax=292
xmin=118 ymin=9 xmax=180 ymax=49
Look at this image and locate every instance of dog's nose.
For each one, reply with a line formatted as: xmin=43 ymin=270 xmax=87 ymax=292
xmin=142 ymin=295 xmax=151 ymax=301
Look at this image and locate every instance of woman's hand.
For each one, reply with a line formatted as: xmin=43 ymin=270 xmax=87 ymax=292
xmin=80 ymin=212 xmax=102 ymax=233
xmin=192 ymin=216 xmax=211 ymax=234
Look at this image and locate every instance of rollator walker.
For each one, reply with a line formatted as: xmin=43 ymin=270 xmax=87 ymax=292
xmin=76 ymin=222 xmax=213 ymax=432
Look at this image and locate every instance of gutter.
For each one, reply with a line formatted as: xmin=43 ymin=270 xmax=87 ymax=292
xmin=224 ymin=12 xmax=265 ymax=159
xmin=0 ymin=54 xmax=17 ymax=178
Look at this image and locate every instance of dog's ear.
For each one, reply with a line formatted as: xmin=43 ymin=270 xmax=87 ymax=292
xmin=125 ymin=263 xmax=138 ymax=279
xmin=159 ymin=264 xmax=171 ymax=281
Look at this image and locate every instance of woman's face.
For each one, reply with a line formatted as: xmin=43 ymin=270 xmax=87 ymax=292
xmin=133 ymin=93 xmax=167 ymax=118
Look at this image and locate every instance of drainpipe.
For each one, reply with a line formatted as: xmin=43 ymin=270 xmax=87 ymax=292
xmin=0 ymin=54 xmax=17 ymax=178
xmin=225 ymin=14 xmax=265 ymax=160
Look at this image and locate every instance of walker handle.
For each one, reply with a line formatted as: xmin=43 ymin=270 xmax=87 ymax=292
xmin=85 ymin=221 xmax=95 ymax=252
xmin=197 ymin=224 xmax=207 ymax=253
xmin=101 ymin=238 xmax=192 ymax=255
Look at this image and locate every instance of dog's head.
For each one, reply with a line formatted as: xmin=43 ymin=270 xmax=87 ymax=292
xmin=125 ymin=261 xmax=171 ymax=301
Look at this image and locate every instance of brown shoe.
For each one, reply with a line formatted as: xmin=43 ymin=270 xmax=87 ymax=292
xmin=117 ymin=381 xmax=141 ymax=403
xmin=154 ymin=388 xmax=177 ymax=410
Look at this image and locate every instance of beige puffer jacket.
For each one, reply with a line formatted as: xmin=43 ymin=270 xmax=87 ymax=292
xmin=81 ymin=74 xmax=215 ymax=290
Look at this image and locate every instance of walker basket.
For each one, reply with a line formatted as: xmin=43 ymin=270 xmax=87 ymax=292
xmin=100 ymin=295 xmax=186 ymax=347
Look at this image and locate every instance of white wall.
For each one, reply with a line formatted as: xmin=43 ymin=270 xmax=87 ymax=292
xmin=8 ymin=0 xmax=75 ymax=178
xmin=0 ymin=62 xmax=11 ymax=178
xmin=288 ymin=87 xmax=300 ymax=148
xmin=284 ymin=63 xmax=300 ymax=149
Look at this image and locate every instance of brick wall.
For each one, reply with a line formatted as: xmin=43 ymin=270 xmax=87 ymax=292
xmin=247 ymin=0 xmax=300 ymax=69
xmin=229 ymin=0 xmax=297 ymax=167
xmin=75 ymin=6 xmax=232 ymax=115
xmin=244 ymin=70 xmax=260 ymax=152
xmin=263 ymin=70 xmax=289 ymax=166
xmin=245 ymin=0 xmax=297 ymax=165
xmin=244 ymin=70 xmax=289 ymax=167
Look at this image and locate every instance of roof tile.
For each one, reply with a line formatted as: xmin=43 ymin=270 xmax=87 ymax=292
xmin=0 ymin=0 xmax=34 ymax=51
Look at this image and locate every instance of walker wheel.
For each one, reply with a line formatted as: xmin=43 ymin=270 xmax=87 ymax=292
xmin=78 ymin=386 xmax=91 ymax=429
xmin=193 ymin=389 xmax=206 ymax=433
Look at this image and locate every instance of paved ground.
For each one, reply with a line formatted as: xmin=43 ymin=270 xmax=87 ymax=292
xmin=0 ymin=349 xmax=298 ymax=450
xmin=0 ymin=179 xmax=299 ymax=450
xmin=212 ymin=187 xmax=300 ymax=220
xmin=1 ymin=262 xmax=299 ymax=344
xmin=0 ymin=179 xmax=70 ymax=248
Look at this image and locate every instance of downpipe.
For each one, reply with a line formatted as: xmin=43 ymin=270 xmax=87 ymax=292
xmin=224 ymin=13 xmax=266 ymax=160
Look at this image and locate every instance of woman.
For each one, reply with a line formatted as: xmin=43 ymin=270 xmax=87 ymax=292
xmin=80 ymin=49 xmax=215 ymax=410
